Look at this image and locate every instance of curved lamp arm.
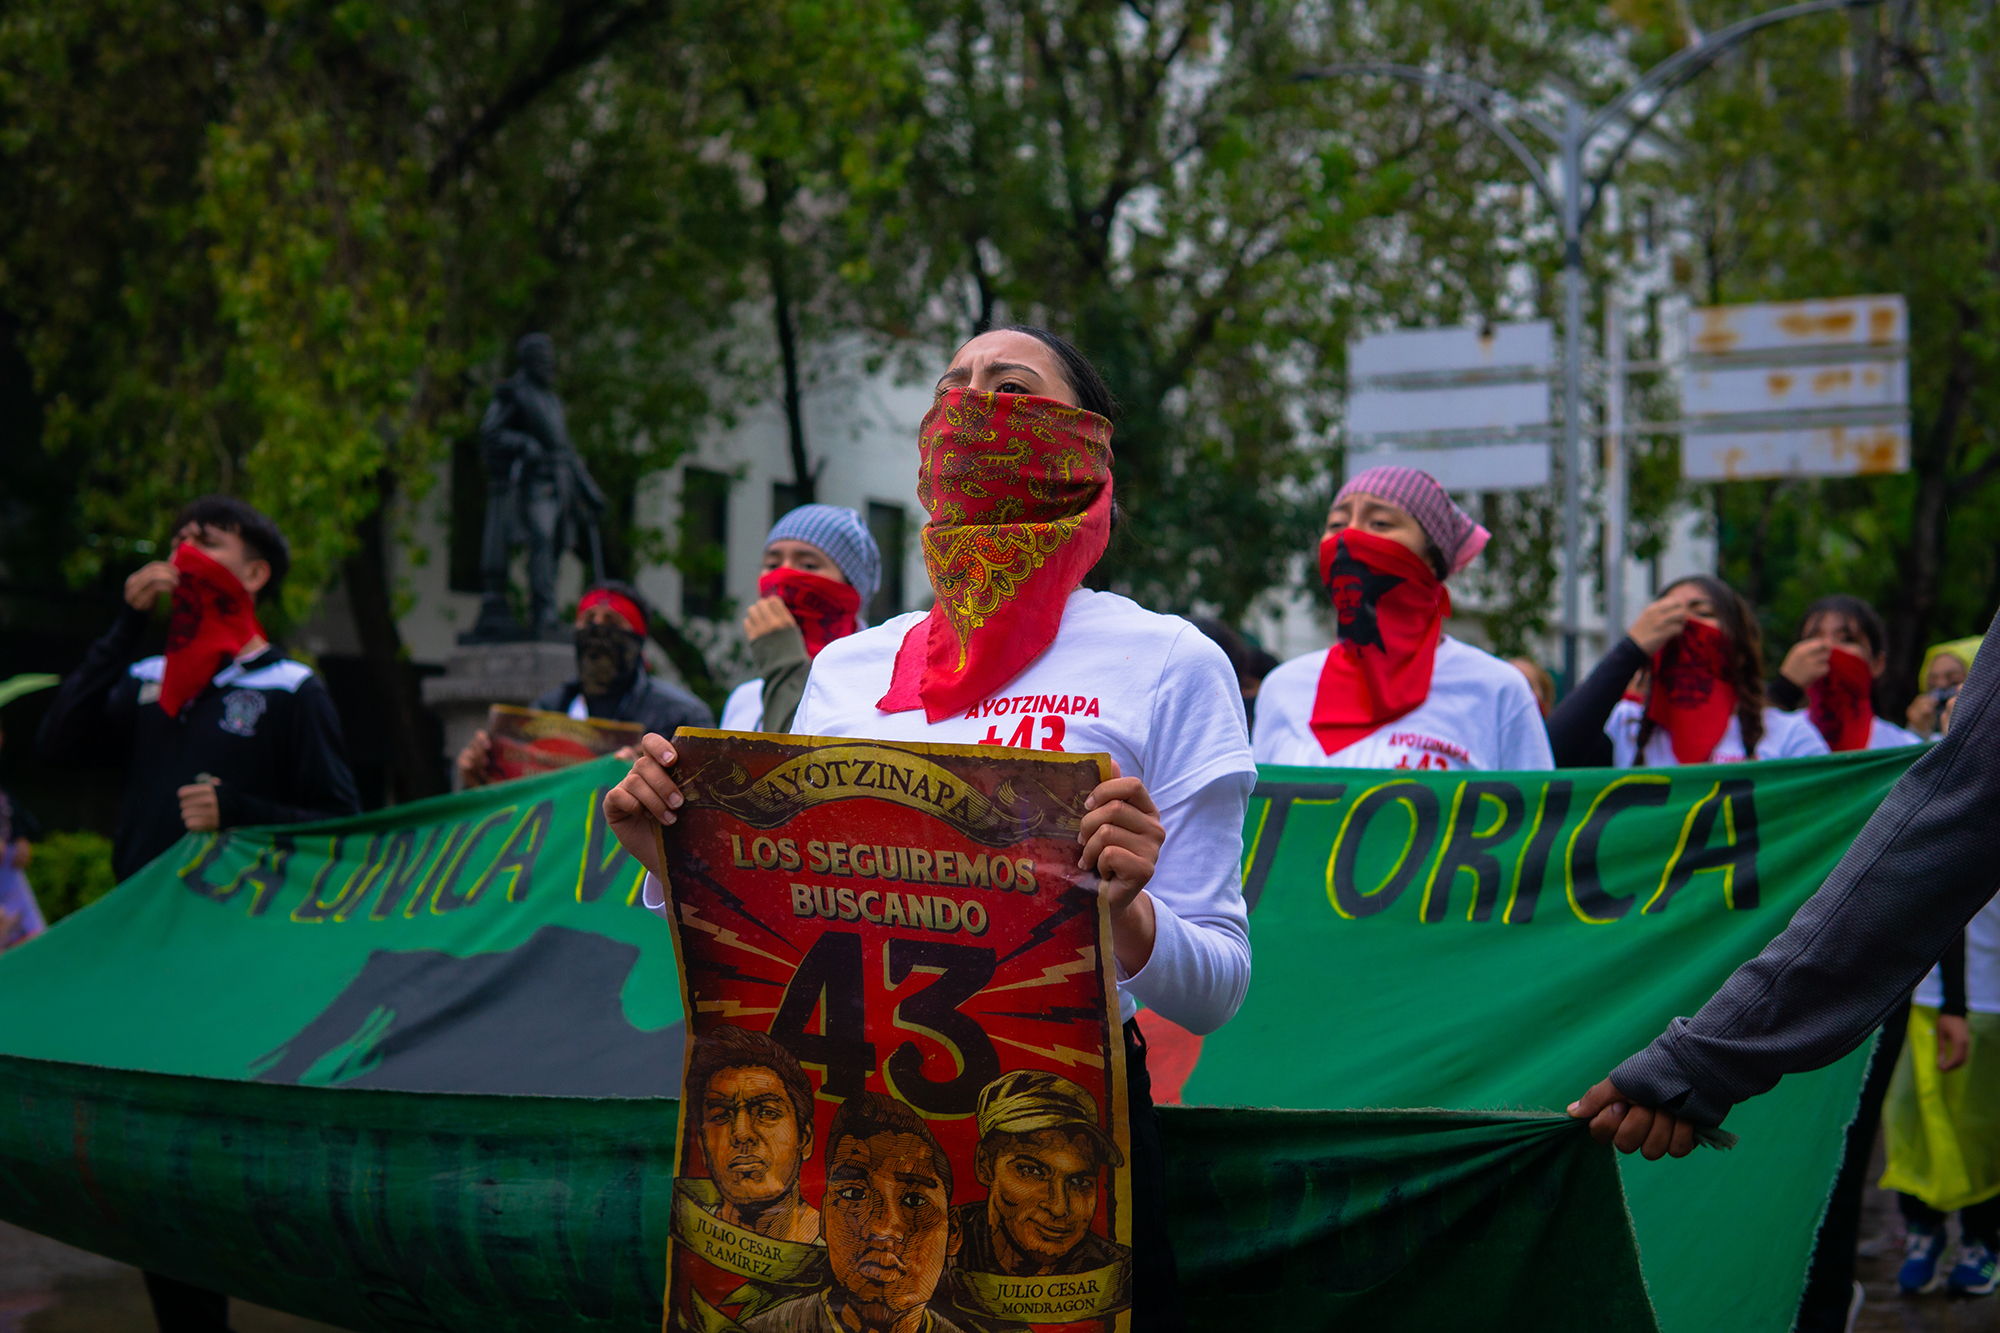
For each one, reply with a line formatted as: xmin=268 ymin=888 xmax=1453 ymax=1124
xmin=1579 ymin=0 xmax=1882 ymax=230
xmin=1295 ymin=62 xmax=1562 ymax=215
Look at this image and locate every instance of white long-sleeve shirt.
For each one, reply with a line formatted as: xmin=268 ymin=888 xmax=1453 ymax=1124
xmin=1252 ymin=636 xmax=1554 ymax=771
xmin=645 ymin=589 xmax=1255 ymax=1035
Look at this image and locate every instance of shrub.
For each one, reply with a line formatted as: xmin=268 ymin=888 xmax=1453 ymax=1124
xmin=28 ymin=830 xmax=117 ymax=923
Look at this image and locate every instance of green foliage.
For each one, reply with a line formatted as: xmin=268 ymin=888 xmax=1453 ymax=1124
xmin=1644 ymin=0 xmax=2000 ymax=694
xmin=840 ymin=0 xmax=1603 ymax=625
xmin=0 ymin=0 xmax=749 ymax=628
xmin=27 ymin=831 xmax=116 ymax=923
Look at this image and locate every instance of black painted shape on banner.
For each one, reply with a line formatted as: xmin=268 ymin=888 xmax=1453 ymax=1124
xmin=1503 ymin=781 xmax=1574 ymax=924
xmin=1422 ymin=782 xmax=1527 ymax=924
xmin=1647 ymin=778 xmax=1762 ymax=913
xmin=1331 ymin=782 xmax=1441 ymax=919
xmin=251 ymin=925 xmax=685 ymax=1096
xmin=1567 ymin=776 xmax=1672 ymax=923
xmin=1244 ymin=783 xmax=1345 ymax=913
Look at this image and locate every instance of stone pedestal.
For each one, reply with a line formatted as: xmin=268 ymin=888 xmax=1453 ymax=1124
xmin=422 ymin=642 xmax=576 ymax=788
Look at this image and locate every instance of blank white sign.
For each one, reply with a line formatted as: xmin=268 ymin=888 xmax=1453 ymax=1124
xmin=1682 ymin=423 xmax=1910 ymax=480
xmin=1348 ymin=381 xmax=1550 ymax=435
xmin=1349 ymin=321 xmax=1553 ymax=381
xmin=1683 ymin=359 xmax=1907 ymax=417
xmin=1346 ymin=442 xmax=1551 ymax=491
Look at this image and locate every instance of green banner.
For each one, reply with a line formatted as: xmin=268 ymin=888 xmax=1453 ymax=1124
xmin=0 ymin=748 xmax=1921 ymax=1330
xmin=0 ymin=1054 xmax=1649 ymax=1332
xmin=1178 ymin=750 xmax=1917 ymax=1333
xmin=0 ymin=759 xmax=682 ymax=1091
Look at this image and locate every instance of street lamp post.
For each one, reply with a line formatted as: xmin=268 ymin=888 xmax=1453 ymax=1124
xmin=1301 ymin=0 xmax=1881 ymax=689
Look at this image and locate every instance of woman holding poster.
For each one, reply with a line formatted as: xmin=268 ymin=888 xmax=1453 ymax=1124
xmin=1547 ymin=576 xmax=1830 ymax=767
xmin=1766 ymin=596 xmax=1920 ymax=752
xmin=608 ymin=325 xmax=1253 ymax=1333
xmin=1250 ymin=467 xmax=1554 ymax=771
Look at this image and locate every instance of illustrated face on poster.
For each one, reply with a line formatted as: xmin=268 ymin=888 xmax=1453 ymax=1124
xmin=656 ymin=733 xmax=1133 ymax=1333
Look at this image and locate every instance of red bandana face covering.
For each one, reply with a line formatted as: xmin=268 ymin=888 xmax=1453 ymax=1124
xmin=878 ymin=389 xmax=1114 ymax=723
xmin=1308 ymin=529 xmax=1450 ymax=755
xmin=1645 ymin=619 xmax=1738 ymax=763
xmin=759 ymin=568 xmax=861 ymax=659
xmin=1808 ymin=645 xmax=1876 ymax=752
xmin=161 ymin=543 xmax=265 ymax=717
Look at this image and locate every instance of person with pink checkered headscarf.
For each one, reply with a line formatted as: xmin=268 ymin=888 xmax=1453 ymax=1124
xmin=1251 ymin=465 xmax=1554 ymax=771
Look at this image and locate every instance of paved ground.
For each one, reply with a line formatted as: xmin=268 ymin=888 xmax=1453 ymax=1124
xmin=0 ymin=1221 xmax=349 ymax=1333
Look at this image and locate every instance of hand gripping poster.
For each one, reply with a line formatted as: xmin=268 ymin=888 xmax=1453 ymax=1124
xmin=654 ymin=732 xmax=1133 ymax=1333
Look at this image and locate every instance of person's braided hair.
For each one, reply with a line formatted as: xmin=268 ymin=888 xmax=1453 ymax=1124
xmin=1634 ymin=575 xmax=1766 ymax=762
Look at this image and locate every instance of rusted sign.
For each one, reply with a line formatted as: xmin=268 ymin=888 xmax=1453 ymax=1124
xmin=1681 ymin=295 xmax=1909 ymax=481
xmin=1688 ymin=295 xmax=1905 ymax=359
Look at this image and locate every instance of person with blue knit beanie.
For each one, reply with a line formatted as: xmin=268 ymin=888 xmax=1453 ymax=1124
xmin=720 ymin=504 xmax=883 ymax=733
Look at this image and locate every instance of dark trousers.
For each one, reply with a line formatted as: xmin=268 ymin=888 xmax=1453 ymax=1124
xmin=1796 ymin=1001 xmax=1908 ymax=1332
xmin=1900 ymin=1193 xmax=2000 ymax=1248
xmin=142 ymin=1272 xmax=231 ymax=1332
xmin=1126 ymin=1017 xmax=1186 ymax=1333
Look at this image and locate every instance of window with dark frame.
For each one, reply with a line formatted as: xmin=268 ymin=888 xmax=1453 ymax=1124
xmin=866 ymin=501 xmax=907 ymax=624
xmin=771 ymin=479 xmax=805 ymax=525
xmin=679 ymin=468 xmax=732 ymax=620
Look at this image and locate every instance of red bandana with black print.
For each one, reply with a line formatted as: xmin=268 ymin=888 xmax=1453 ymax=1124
xmin=1807 ymin=645 xmax=1876 ymax=752
xmin=161 ymin=543 xmax=264 ymax=717
xmin=759 ymin=568 xmax=861 ymax=659
xmin=878 ymin=389 xmax=1113 ymax=723
xmin=1645 ymin=619 xmax=1738 ymax=763
xmin=1308 ymin=529 xmax=1449 ymax=755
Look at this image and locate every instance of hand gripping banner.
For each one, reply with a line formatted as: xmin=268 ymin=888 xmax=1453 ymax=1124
xmin=654 ymin=732 xmax=1133 ymax=1333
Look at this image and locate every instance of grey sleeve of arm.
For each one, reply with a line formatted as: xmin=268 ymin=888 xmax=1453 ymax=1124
xmin=1610 ymin=616 xmax=2000 ymax=1127
xmin=751 ymin=627 xmax=812 ymax=734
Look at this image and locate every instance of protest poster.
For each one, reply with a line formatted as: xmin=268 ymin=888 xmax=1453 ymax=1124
xmin=485 ymin=703 xmax=645 ymax=781
xmin=653 ymin=731 xmax=1133 ymax=1333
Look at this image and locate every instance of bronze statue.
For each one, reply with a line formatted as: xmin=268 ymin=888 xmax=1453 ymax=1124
xmin=462 ymin=333 xmax=609 ymax=643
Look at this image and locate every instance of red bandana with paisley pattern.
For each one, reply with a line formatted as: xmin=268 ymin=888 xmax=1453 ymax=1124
xmin=878 ymin=389 xmax=1113 ymax=722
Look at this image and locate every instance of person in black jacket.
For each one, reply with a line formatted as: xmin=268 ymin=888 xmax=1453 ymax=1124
xmin=456 ymin=580 xmax=713 ymax=787
xmin=38 ymin=495 xmax=359 ymax=1333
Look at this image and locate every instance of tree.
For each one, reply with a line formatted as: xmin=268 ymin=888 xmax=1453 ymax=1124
xmin=843 ymin=0 xmax=1605 ymax=639
xmin=682 ymin=0 xmax=924 ymax=506
xmin=1655 ymin=0 xmax=2000 ymax=703
xmin=1 ymin=0 xmax=750 ymax=795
